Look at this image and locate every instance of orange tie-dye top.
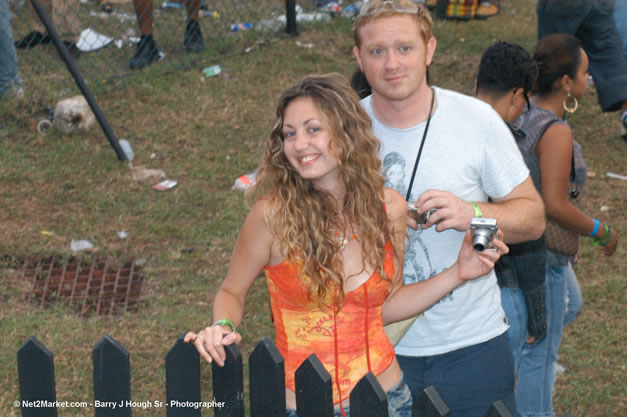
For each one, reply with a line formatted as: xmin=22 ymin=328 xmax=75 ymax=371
xmin=263 ymin=241 xmax=396 ymax=405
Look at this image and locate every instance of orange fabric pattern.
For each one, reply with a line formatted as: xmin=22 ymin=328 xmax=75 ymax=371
xmin=264 ymin=241 xmax=396 ymax=405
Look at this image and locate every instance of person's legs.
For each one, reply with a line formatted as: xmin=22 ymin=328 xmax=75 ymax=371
xmin=501 ymin=287 xmax=528 ymax=373
xmin=395 ymin=355 xmax=427 ymax=401
xmin=183 ymin=0 xmax=203 ymax=52
xmin=433 ymin=333 xmax=516 ymax=417
xmin=51 ymin=0 xmax=80 ymax=43
xmin=0 ymin=0 xmax=22 ymax=97
xmin=15 ymin=0 xmax=53 ymax=47
xmin=50 ymin=0 xmax=80 ymax=56
xmin=516 ymin=264 xmax=569 ymax=417
xmin=386 ymin=376 xmax=413 ymax=417
xmin=563 ymin=263 xmax=582 ymax=328
xmin=133 ymin=0 xmax=153 ymax=35
xmin=614 ymin=0 xmax=627 ymax=59
xmin=536 ymin=0 xmax=589 ymax=40
xmin=575 ymin=1 xmax=627 ymax=113
xmin=129 ymin=0 xmax=159 ymax=69
xmin=400 ymin=334 xmax=516 ymax=417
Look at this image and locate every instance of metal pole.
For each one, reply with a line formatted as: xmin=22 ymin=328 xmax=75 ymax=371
xmin=30 ymin=0 xmax=128 ymax=161
xmin=285 ymin=0 xmax=298 ymax=36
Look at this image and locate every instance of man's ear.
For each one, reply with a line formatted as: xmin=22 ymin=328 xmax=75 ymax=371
xmin=425 ymin=36 xmax=437 ymax=66
xmin=512 ymin=88 xmax=525 ymax=106
xmin=353 ymin=45 xmax=363 ymax=71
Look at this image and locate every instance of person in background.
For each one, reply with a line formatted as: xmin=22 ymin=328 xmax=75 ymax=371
xmin=352 ymin=1 xmax=545 ymax=416
xmin=537 ymin=0 xmax=627 ymax=139
xmin=1 ymin=0 xmax=24 ymax=98
xmin=184 ymin=72 xmax=508 ymax=417
xmin=128 ymin=0 xmax=203 ymax=70
xmin=475 ymin=41 xmax=547 ymax=375
xmin=13 ymin=0 xmax=81 ymax=57
xmin=515 ymin=33 xmax=619 ymax=417
xmin=614 ymin=0 xmax=627 ymax=59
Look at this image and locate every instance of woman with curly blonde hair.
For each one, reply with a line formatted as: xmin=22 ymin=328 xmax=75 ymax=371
xmin=185 ymin=73 xmax=508 ymax=417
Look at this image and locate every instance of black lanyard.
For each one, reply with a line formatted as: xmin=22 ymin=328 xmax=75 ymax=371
xmin=405 ymin=87 xmax=435 ymax=201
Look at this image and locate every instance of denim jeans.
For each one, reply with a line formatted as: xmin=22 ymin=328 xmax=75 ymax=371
xmin=516 ymin=262 xmax=579 ymax=417
xmin=0 ymin=0 xmax=21 ymax=97
xmin=285 ymin=375 xmax=412 ymax=417
xmin=501 ymin=287 xmax=528 ymax=373
xmin=563 ymin=266 xmax=582 ymax=328
xmin=397 ymin=333 xmax=517 ymax=417
xmin=615 ymin=0 xmax=627 ymax=58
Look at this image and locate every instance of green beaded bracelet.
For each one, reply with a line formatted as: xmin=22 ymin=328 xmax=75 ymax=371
xmin=599 ymin=226 xmax=612 ymax=246
xmin=593 ymin=225 xmax=612 ymax=246
xmin=212 ymin=319 xmax=237 ymax=333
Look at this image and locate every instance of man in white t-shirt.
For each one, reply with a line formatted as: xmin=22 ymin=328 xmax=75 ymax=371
xmin=352 ymin=1 xmax=546 ymax=416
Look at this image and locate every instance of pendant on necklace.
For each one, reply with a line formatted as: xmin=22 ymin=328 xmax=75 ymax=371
xmin=331 ymin=229 xmax=358 ymax=250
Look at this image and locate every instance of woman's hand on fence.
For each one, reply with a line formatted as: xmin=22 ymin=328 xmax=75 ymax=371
xmin=184 ymin=327 xmax=242 ymax=367
xmin=456 ymin=229 xmax=509 ymax=281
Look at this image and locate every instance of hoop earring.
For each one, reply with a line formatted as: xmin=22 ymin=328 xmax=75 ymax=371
xmin=563 ymin=92 xmax=578 ymax=113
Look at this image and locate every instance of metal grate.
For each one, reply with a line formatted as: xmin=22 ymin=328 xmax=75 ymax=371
xmin=23 ymin=257 xmax=144 ymax=316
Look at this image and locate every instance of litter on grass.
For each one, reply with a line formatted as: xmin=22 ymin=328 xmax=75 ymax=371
xmin=202 ymin=65 xmax=222 ymax=77
xmin=606 ymin=172 xmax=627 ymax=181
xmin=71 ymin=239 xmax=95 ymax=252
xmin=152 ymin=179 xmax=178 ymax=191
xmin=232 ymin=170 xmax=257 ymax=191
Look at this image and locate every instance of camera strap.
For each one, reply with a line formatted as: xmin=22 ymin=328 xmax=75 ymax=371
xmin=405 ymin=87 xmax=435 ymax=201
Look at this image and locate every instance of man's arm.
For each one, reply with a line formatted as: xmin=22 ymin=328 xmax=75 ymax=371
xmin=414 ymin=176 xmax=545 ymax=244
xmin=478 ymin=176 xmax=545 ymax=243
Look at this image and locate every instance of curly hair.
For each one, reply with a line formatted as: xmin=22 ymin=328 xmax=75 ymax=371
xmin=247 ymin=73 xmax=397 ymax=308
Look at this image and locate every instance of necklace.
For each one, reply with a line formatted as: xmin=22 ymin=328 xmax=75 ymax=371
xmin=329 ymin=226 xmax=359 ymax=250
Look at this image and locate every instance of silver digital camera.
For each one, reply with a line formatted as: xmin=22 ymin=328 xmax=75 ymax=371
xmin=407 ymin=202 xmax=438 ymax=225
xmin=470 ymin=217 xmax=498 ymax=251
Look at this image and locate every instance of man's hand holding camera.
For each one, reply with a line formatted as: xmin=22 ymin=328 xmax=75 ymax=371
xmin=410 ymin=189 xmax=477 ymax=232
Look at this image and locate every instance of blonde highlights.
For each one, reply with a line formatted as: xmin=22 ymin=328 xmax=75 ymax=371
xmin=247 ymin=73 xmax=396 ymax=307
xmin=353 ymin=0 xmax=433 ymax=47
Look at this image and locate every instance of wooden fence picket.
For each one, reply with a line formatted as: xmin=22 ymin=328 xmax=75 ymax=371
xmin=93 ymin=335 xmax=131 ymax=417
xmin=294 ymin=354 xmax=334 ymax=417
xmin=349 ymin=372 xmax=389 ymax=417
xmin=413 ymin=385 xmax=451 ymax=417
xmin=249 ymin=337 xmax=286 ymax=417
xmin=212 ymin=344 xmax=244 ymax=417
xmin=165 ymin=334 xmax=201 ymax=417
xmin=17 ymin=337 xmax=58 ymax=417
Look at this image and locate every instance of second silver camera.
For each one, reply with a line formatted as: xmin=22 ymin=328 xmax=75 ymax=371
xmin=470 ymin=217 xmax=498 ymax=251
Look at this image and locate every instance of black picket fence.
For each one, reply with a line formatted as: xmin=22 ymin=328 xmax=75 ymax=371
xmin=16 ymin=334 xmax=574 ymax=417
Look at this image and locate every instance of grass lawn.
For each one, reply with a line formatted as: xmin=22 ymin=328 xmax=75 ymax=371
xmin=1 ymin=0 xmax=625 ymax=415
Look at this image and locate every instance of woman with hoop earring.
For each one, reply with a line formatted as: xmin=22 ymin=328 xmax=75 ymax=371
xmin=514 ymin=33 xmax=619 ymax=417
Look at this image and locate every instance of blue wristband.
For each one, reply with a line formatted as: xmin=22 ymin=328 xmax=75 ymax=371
xmin=589 ymin=218 xmax=599 ymax=237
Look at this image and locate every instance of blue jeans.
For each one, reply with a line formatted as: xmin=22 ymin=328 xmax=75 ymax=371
xmin=563 ymin=266 xmax=582 ymax=328
xmin=537 ymin=0 xmax=627 ymax=112
xmin=285 ymin=375 xmax=412 ymax=417
xmin=0 ymin=0 xmax=21 ymax=97
xmin=397 ymin=333 xmax=517 ymax=417
xmin=516 ymin=262 xmax=580 ymax=417
xmin=501 ymin=287 xmax=528 ymax=373
xmin=614 ymin=0 xmax=627 ymax=58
